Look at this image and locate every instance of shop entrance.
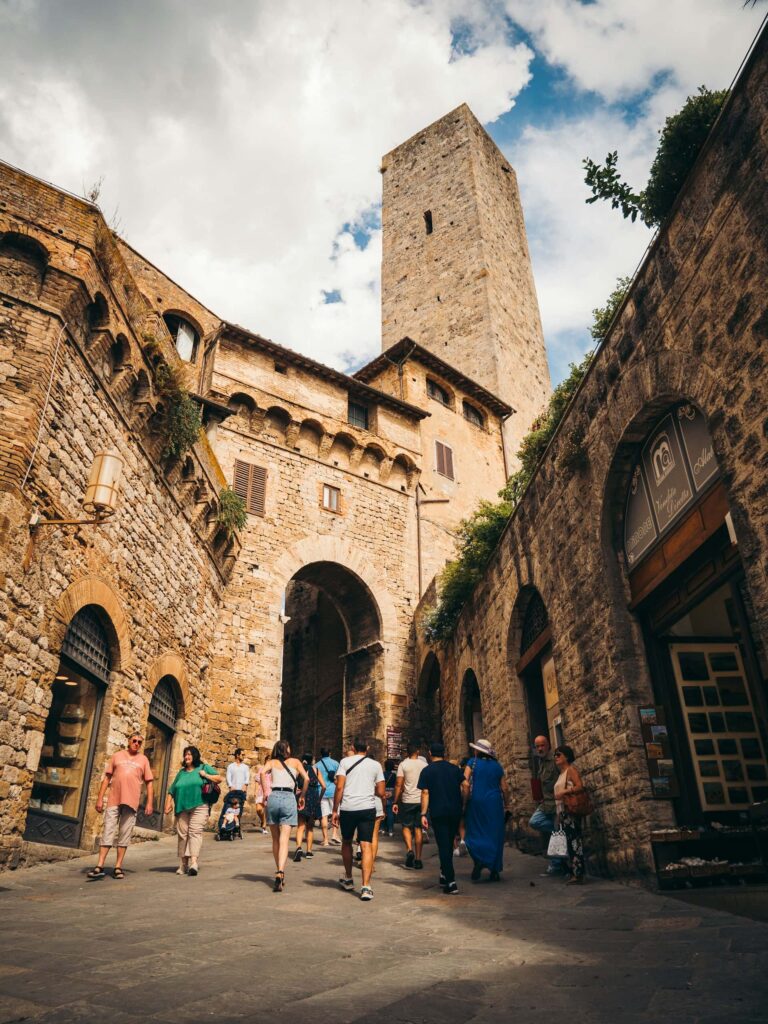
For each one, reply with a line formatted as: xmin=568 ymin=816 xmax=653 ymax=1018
xmin=24 ymin=606 xmax=110 ymax=848
xmin=624 ymin=403 xmax=768 ymax=824
xmin=136 ymin=677 xmax=179 ymax=831
xmin=515 ymin=588 xmax=563 ymax=751
xmin=280 ymin=561 xmax=382 ymax=760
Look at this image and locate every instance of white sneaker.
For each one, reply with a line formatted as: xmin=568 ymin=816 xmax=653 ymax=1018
xmin=360 ymin=886 xmax=374 ymax=901
xmin=339 ymin=876 xmax=354 ymax=891
xmin=453 ymin=847 xmax=461 ymax=858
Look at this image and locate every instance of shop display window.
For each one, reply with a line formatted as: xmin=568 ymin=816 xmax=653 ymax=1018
xmin=29 ymin=667 xmax=102 ymax=819
xmin=670 ymin=639 xmax=768 ymax=811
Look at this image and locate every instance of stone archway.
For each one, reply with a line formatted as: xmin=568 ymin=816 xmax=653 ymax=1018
xmin=460 ymin=669 xmax=483 ymax=746
xmin=416 ymin=652 xmax=442 ymax=745
xmin=280 ymin=560 xmax=384 ymax=760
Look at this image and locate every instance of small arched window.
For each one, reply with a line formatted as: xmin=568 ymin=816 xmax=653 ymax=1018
xmin=463 ymin=401 xmax=484 ymax=428
xmin=427 ymin=377 xmax=451 ymax=407
xmin=163 ymin=313 xmax=199 ymax=362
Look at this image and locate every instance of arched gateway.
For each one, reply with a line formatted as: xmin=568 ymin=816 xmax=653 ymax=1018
xmin=280 ymin=561 xmax=383 ymax=759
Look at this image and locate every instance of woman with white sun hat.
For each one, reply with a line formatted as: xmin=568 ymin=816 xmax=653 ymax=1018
xmin=463 ymin=739 xmax=511 ymax=882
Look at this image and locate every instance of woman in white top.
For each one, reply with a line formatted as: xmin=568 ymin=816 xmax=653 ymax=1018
xmin=262 ymin=740 xmax=308 ymax=891
xmin=553 ymin=745 xmax=586 ymax=884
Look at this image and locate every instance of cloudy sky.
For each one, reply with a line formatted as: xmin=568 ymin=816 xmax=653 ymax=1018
xmin=0 ymin=1 xmax=763 ymax=384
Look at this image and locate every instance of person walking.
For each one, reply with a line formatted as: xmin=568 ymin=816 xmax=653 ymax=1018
xmin=315 ymin=748 xmax=340 ymax=845
xmin=294 ymin=755 xmax=326 ymax=861
xmin=251 ymin=762 xmax=269 ymax=833
xmin=226 ymin=748 xmax=250 ymax=811
xmin=88 ymin=731 xmax=154 ymax=880
xmin=418 ymin=742 xmax=465 ymax=894
xmin=383 ymin=758 xmax=397 ymax=836
xmin=529 ymin=735 xmax=566 ymax=876
xmin=392 ymin=742 xmax=427 ymax=869
xmin=463 ymin=739 xmax=510 ymax=882
xmin=263 ymin=741 xmax=309 ymax=891
xmin=332 ymin=738 xmax=386 ymax=901
xmin=554 ymin=745 xmax=588 ymax=885
xmin=164 ymin=746 xmax=223 ymax=877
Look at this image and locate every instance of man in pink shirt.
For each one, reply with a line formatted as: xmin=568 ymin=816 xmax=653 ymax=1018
xmin=87 ymin=732 xmax=154 ymax=879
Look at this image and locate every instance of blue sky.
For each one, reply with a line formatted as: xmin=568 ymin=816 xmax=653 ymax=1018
xmin=0 ymin=0 xmax=764 ymax=389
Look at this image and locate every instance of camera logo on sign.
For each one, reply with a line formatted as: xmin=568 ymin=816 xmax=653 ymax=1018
xmin=651 ymin=433 xmax=675 ymax=486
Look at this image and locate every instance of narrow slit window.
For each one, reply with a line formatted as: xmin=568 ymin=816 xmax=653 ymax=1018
xmin=424 ymin=210 xmax=433 ymax=235
xmin=435 ymin=441 xmax=454 ymax=480
xmin=233 ymin=459 xmax=267 ymax=517
xmin=322 ymin=484 xmax=341 ymax=513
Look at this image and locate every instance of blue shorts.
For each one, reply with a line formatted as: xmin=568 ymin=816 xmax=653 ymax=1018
xmin=267 ymin=790 xmax=297 ymax=827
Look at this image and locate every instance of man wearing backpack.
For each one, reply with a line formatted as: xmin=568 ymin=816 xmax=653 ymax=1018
xmin=315 ymin=747 xmax=340 ymax=845
xmin=332 ymin=738 xmax=386 ymax=901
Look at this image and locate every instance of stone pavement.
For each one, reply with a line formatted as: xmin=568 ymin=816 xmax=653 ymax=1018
xmin=0 ymin=828 xmax=767 ymax=1024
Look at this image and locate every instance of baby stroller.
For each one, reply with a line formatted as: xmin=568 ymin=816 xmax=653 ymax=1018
xmin=215 ymin=790 xmax=244 ymax=841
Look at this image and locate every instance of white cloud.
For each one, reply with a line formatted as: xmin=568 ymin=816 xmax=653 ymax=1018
xmin=506 ymin=0 xmax=764 ymax=102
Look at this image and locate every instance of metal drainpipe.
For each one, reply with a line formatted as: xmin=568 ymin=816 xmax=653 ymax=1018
xmin=500 ymin=409 xmax=515 ymax=483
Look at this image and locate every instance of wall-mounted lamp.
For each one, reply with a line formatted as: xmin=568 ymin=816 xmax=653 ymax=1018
xmin=29 ymin=450 xmax=123 ymax=532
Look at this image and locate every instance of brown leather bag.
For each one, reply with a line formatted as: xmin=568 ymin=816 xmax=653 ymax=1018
xmin=563 ymin=767 xmax=593 ymax=816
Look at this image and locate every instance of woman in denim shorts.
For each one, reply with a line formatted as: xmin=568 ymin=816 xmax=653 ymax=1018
xmin=263 ymin=740 xmax=309 ymax=891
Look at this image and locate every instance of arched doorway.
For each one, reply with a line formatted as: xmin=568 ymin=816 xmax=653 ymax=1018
xmin=513 ymin=588 xmax=563 ymax=751
xmin=460 ymin=669 xmax=483 ymax=746
xmin=619 ymin=402 xmax=768 ymax=821
xmin=417 ymin=653 xmax=442 ymax=745
xmin=24 ymin=606 xmax=112 ymax=848
xmin=137 ymin=676 xmax=180 ymax=831
xmin=280 ymin=561 xmax=383 ymax=760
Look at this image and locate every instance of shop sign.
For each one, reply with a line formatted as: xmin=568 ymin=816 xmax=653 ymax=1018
xmin=542 ymin=652 xmax=559 ymax=712
xmin=386 ymin=726 xmax=405 ymax=760
xmin=624 ymin=405 xmax=720 ymax=569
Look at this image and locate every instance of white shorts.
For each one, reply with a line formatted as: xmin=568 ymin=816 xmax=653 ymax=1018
xmin=321 ymin=798 xmax=333 ymax=818
xmin=101 ymin=804 xmax=137 ymax=847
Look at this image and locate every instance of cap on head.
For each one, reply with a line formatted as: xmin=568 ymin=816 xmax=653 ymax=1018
xmin=429 ymin=741 xmax=445 ymax=757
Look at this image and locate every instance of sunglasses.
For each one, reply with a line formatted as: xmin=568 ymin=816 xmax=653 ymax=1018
xmin=130 ymin=738 xmax=143 ymax=745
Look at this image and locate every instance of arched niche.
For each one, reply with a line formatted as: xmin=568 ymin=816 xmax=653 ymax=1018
xmin=263 ymin=405 xmax=291 ymax=444
xmin=460 ymin=669 xmax=483 ymax=746
xmin=0 ymin=230 xmax=49 ymax=295
xmin=227 ymin=391 xmax=257 ymax=431
xmin=298 ymin=418 xmax=324 ymax=457
xmin=417 ymin=651 xmax=442 ymax=744
xmin=328 ymin=431 xmax=356 ymax=469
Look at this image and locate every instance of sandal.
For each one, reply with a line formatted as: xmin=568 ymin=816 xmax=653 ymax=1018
xmin=87 ymin=866 xmax=105 ymax=879
xmin=273 ymin=871 xmax=285 ymax=892
xmin=113 ymin=867 xmax=125 ymax=880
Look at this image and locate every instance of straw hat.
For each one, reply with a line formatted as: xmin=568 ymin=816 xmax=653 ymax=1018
xmin=469 ymin=739 xmax=496 ymax=757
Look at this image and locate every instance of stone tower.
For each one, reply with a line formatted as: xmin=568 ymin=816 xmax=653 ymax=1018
xmin=380 ymin=103 xmax=551 ymax=458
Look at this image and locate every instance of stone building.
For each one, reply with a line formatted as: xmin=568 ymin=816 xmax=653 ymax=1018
xmin=0 ymin=93 xmax=542 ymax=865
xmin=417 ymin=28 xmax=768 ymax=883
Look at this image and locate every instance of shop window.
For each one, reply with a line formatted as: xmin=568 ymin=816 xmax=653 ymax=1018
xmin=435 ymin=440 xmax=454 ymax=480
xmin=24 ymin=607 xmax=110 ymax=849
xmin=427 ymin=378 xmax=451 ymax=407
xmin=322 ymin=484 xmax=341 ymax=513
xmin=348 ymin=400 xmax=369 ymax=430
xmin=463 ymin=401 xmax=484 ymax=428
xmin=163 ymin=313 xmax=199 ymax=362
xmin=233 ymin=458 xmax=267 ymax=516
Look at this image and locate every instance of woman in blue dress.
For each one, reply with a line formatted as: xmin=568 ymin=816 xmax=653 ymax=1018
xmin=463 ymin=739 xmax=511 ymax=881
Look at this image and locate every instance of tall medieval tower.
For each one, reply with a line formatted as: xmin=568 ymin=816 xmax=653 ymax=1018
xmin=380 ymin=104 xmax=551 ymax=459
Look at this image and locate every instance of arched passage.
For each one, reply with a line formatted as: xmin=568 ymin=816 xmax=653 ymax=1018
xmin=510 ymin=587 xmax=563 ymax=750
xmin=460 ymin=669 xmax=483 ymax=746
xmin=280 ymin=561 xmax=383 ymax=759
xmin=416 ymin=652 xmax=442 ymax=745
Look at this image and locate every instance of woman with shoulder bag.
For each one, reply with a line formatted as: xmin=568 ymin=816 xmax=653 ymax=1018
xmin=164 ymin=746 xmax=224 ymax=877
xmin=263 ymin=740 xmax=309 ymax=891
xmin=553 ymin=745 xmax=590 ymax=885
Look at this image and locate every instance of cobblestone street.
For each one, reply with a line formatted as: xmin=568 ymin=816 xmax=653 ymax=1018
xmin=0 ymin=829 xmax=766 ymax=1024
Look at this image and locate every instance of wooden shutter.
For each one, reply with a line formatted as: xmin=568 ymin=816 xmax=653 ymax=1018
xmin=435 ymin=441 xmax=454 ymax=480
xmin=233 ymin=459 xmax=267 ymax=517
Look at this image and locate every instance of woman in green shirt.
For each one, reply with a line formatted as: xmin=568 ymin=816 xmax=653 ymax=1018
xmin=164 ymin=746 xmax=223 ymax=876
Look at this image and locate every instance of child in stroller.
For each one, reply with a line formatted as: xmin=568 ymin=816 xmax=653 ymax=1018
xmin=216 ymin=792 xmax=243 ymax=841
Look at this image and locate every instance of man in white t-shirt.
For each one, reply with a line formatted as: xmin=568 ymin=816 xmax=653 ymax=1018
xmin=332 ymin=738 xmax=385 ymax=902
xmin=393 ymin=742 xmax=428 ymax=869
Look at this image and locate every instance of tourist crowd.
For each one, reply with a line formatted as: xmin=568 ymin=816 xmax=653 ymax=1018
xmin=86 ymin=731 xmax=590 ymax=897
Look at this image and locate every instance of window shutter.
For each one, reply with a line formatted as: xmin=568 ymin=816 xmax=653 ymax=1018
xmin=233 ymin=459 xmax=267 ymax=517
xmin=435 ymin=441 xmax=454 ymax=480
